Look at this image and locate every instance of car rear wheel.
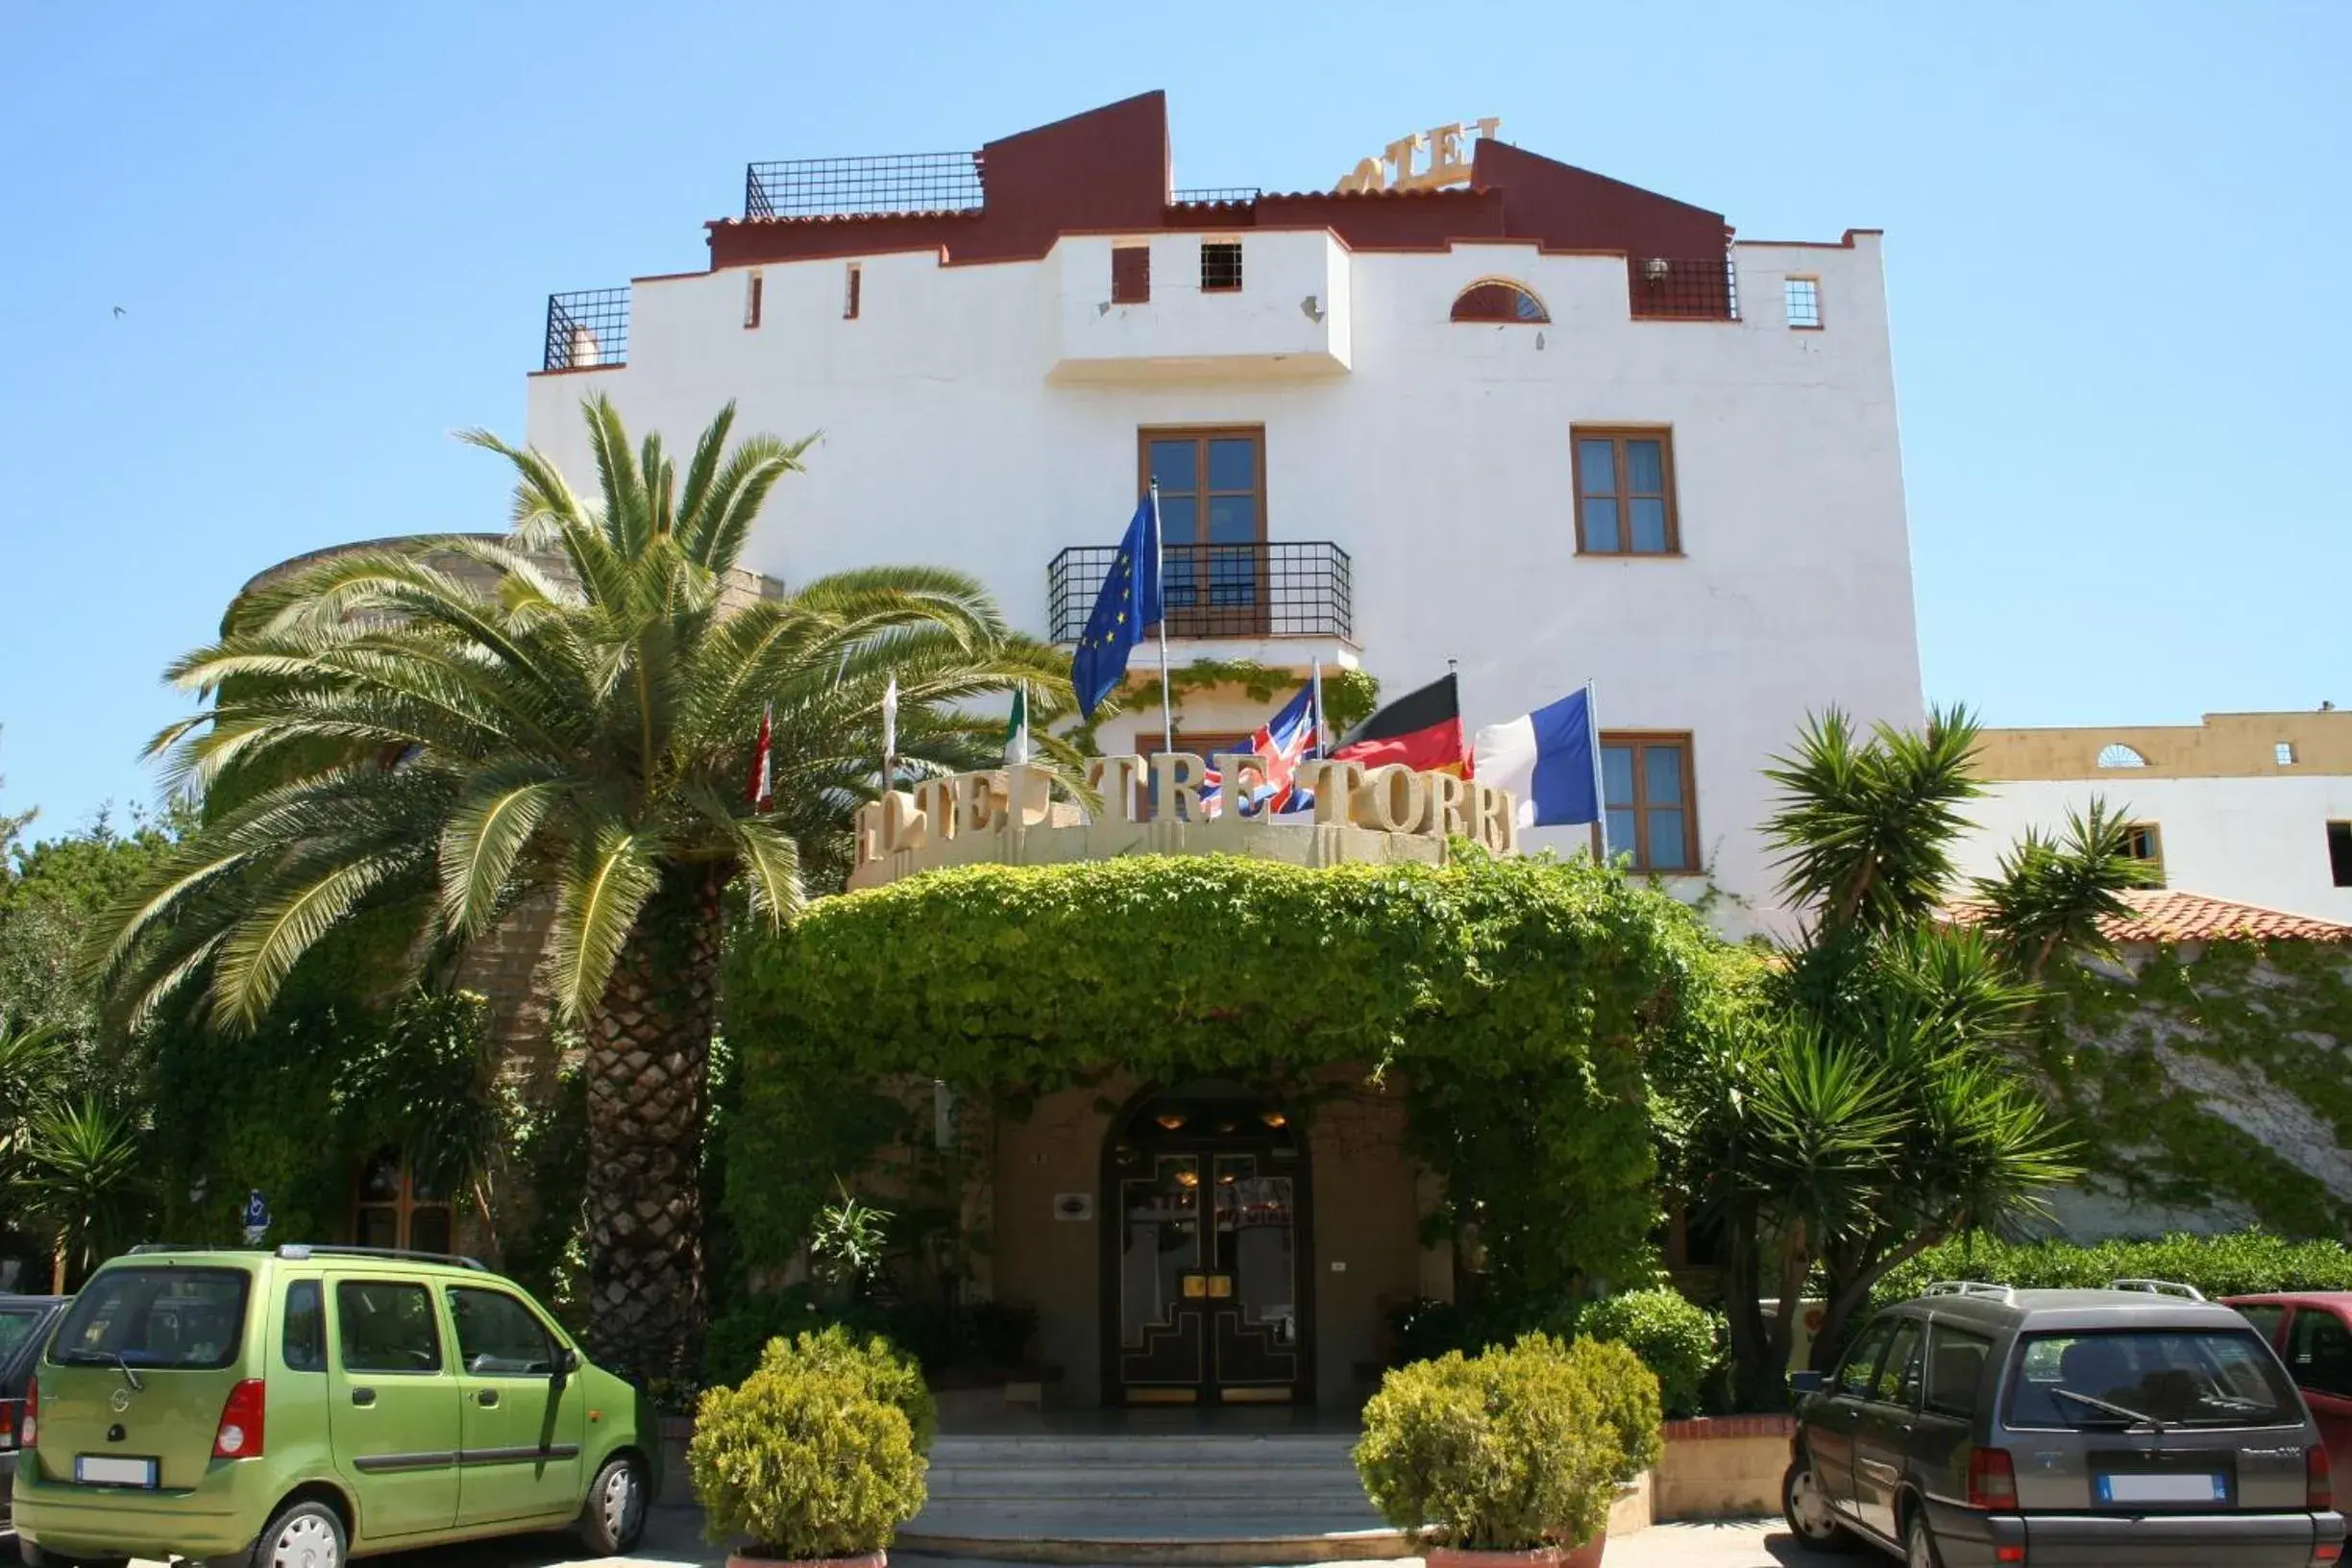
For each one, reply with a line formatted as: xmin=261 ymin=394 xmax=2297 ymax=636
xmin=1781 ymin=1457 xmax=1856 ymax=1553
xmin=577 ymin=1452 xmax=647 ymax=1555
xmin=251 ymin=1498 xmax=345 ymax=1568
xmin=1903 ymin=1508 xmax=1944 ymax=1568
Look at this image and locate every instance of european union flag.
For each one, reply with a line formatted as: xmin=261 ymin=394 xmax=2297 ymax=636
xmin=1071 ymin=497 xmax=1163 ymax=719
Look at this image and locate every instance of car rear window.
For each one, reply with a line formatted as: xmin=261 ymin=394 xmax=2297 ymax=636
xmin=2005 ymin=1328 xmax=2302 ymax=1431
xmin=0 ymin=1307 xmax=46 ymax=1361
xmin=49 ymin=1268 xmax=251 ymax=1371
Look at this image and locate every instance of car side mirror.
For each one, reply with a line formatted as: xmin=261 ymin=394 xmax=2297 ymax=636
xmin=553 ymin=1347 xmax=579 ymax=1380
xmin=1790 ymin=1370 xmax=1826 ymax=1396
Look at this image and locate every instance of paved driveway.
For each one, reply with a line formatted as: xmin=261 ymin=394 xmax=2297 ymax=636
xmin=10 ymin=1511 xmax=1843 ymax=1567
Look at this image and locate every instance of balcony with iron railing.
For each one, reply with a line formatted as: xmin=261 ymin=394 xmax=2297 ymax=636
xmin=1046 ymin=541 xmax=1353 ymax=650
xmin=542 ymin=287 xmax=629 ymax=371
xmin=1627 ymin=255 xmax=1741 ymax=321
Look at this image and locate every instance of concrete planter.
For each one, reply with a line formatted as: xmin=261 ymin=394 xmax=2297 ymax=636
xmin=1423 ymin=1538 xmax=1605 ymax=1568
xmin=1654 ymin=1414 xmax=1798 ymax=1521
xmin=657 ymin=1414 xmax=697 ymax=1507
xmin=725 ymin=1555 xmax=886 ymax=1568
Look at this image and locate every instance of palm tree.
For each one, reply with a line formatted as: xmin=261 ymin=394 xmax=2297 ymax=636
xmin=96 ymin=397 xmax=1077 ymax=1379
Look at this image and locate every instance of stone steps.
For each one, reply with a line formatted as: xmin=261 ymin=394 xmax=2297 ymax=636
xmin=901 ymin=1432 xmax=1410 ymax=1564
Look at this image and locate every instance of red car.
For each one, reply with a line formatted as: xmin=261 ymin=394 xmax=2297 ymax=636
xmin=2227 ymin=1292 xmax=2352 ymax=1503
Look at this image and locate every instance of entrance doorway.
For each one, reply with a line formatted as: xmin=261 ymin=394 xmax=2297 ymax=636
xmin=1101 ymin=1081 xmax=1312 ymax=1406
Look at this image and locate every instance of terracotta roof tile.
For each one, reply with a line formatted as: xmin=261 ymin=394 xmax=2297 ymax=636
xmin=1948 ymin=890 xmax=2352 ymax=945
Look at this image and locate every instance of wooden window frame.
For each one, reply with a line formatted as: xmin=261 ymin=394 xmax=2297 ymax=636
xmin=1112 ymin=244 xmax=1152 ymax=305
xmin=1139 ymin=426 xmax=1270 ymax=638
xmin=1451 ymin=278 xmax=1549 ymax=324
xmin=844 ymin=262 xmax=862 ymax=320
xmin=1599 ymin=730 xmax=1700 ymax=873
xmin=354 ymin=1147 xmax=454 ymax=1253
xmin=744 ymin=270 xmax=764 ymax=330
xmin=1784 ymin=275 xmax=1823 ymax=330
xmin=1200 ymin=239 xmax=1244 ymax=294
xmin=1572 ymin=427 xmax=1681 ymax=556
xmin=2122 ymin=821 xmax=2166 ymax=887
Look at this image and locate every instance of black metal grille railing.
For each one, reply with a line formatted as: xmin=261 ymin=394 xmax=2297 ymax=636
xmin=543 ymin=288 xmax=629 ymax=371
xmin=744 ymin=151 xmax=985 ymax=219
xmin=1628 ymin=255 xmax=1740 ymax=321
xmin=1047 ymin=541 xmax=1352 ymax=644
xmin=1172 ymin=185 xmax=1262 ymax=206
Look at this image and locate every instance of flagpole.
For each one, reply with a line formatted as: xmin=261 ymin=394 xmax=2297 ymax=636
xmin=1585 ymin=678 xmax=1607 ymax=862
xmin=1150 ymin=479 xmax=1173 ymax=753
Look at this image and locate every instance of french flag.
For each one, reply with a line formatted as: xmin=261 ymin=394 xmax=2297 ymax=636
xmin=1471 ymin=687 xmax=1603 ymax=828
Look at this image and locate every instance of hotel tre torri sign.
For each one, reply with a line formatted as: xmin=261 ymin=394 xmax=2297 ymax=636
xmin=848 ymin=752 xmax=1523 ymax=892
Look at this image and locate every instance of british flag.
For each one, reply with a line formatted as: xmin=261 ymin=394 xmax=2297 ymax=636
xmin=1201 ymin=682 xmax=1322 ymax=818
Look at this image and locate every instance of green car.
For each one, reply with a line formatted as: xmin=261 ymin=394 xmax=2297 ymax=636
xmin=12 ymin=1245 xmax=655 ymax=1567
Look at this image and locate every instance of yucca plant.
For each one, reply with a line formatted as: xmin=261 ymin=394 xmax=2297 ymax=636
xmin=22 ymin=1096 xmax=145 ymax=1290
xmin=95 ymin=396 xmax=1077 ymax=1378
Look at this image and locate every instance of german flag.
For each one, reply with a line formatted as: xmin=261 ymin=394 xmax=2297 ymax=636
xmin=1332 ymin=674 xmax=1465 ymax=774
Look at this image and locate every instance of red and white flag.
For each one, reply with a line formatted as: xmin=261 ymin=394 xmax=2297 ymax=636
xmin=747 ymin=701 xmax=774 ymax=813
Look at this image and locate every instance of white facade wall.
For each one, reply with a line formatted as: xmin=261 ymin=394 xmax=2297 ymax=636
xmin=526 ymin=231 xmax=1923 ymax=934
xmin=1955 ymin=775 xmax=2352 ymax=923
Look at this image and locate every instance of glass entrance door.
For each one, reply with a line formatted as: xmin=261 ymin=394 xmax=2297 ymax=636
xmin=1106 ymin=1085 xmax=1308 ymax=1405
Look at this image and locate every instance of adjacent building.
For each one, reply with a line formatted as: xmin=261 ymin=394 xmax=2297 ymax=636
xmin=523 ymin=90 xmax=1924 ymax=937
xmin=1956 ymin=710 xmax=2352 ymax=924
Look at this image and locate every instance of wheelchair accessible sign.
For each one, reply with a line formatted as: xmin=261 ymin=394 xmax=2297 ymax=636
xmin=243 ymin=1190 xmax=271 ymax=1245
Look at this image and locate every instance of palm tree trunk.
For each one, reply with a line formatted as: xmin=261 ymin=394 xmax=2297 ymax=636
xmin=582 ymin=865 xmax=724 ymax=1383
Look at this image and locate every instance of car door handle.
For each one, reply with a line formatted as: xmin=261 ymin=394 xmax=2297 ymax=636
xmin=476 ymin=1389 xmax=500 ymax=1408
xmin=350 ymin=1387 xmax=377 ymax=1407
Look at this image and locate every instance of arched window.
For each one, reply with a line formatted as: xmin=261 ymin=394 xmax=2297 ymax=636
xmin=1451 ymin=280 xmax=1549 ymax=324
xmin=2096 ymin=743 xmax=2150 ymax=769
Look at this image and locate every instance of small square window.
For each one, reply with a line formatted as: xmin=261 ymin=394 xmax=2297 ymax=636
xmin=1201 ymin=241 xmax=1243 ymax=293
xmin=2122 ymin=823 xmax=2166 ymax=886
xmin=2277 ymin=741 xmax=2297 ymax=767
xmin=2329 ymin=821 xmax=2352 ymax=889
xmin=1785 ymin=277 xmax=1822 ymax=330
xmin=1112 ymin=246 xmax=1151 ymax=305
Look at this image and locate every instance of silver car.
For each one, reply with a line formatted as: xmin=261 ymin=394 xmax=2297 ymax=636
xmin=1782 ymin=1279 xmax=2347 ymax=1567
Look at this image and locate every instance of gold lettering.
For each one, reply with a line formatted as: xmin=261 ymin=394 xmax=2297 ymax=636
xmin=881 ymin=789 xmax=926 ymax=853
xmin=1474 ymin=115 xmax=1501 ymax=144
xmin=1087 ymin=755 xmax=1147 ymax=822
xmin=1335 ymin=156 xmax=1386 ymax=194
xmin=913 ymin=777 xmax=959 ymax=841
xmin=1431 ymin=771 xmax=1474 ymax=841
xmin=1475 ymin=781 xmax=1519 ymax=856
xmin=954 ymin=771 xmax=1001 ymax=835
xmin=854 ymin=799 xmax=886 ymax=864
xmin=1212 ymin=750 xmax=1272 ymax=818
xmin=1150 ymin=751 xmax=1208 ymax=822
xmin=1004 ymin=763 xmax=1053 ymax=828
xmin=1425 ymin=123 xmax=1464 ymax=183
xmin=1384 ymin=133 xmax=1424 ymax=187
xmin=1300 ymin=759 xmax=1366 ymax=824
xmin=1355 ymin=765 xmax=1429 ymax=834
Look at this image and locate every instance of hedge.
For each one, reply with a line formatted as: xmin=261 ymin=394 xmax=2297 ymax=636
xmin=1874 ymin=1231 xmax=2352 ymax=1307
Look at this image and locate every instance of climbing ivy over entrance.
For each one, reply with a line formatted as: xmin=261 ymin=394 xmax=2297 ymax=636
xmin=723 ymin=850 xmax=1762 ymax=1315
xmin=1064 ymin=659 xmax=1382 ymax=755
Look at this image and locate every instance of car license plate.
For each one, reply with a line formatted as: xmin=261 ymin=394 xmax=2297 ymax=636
xmin=2095 ymin=1471 xmax=2228 ymax=1505
xmin=74 ymin=1455 xmax=159 ymax=1487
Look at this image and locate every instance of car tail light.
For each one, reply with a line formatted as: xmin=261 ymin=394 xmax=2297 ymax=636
xmin=2314 ymin=1543 xmax=2342 ymax=1567
xmin=0 ymin=1396 xmax=15 ymax=1450
xmin=1994 ymin=1547 xmax=2026 ymax=1565
xmin=1969 ymin=1445 xmax=2020 ymax=1509
xmin=212 ymin=1379 xmax=265 ymax=1458
xmin=2314 ymin=1443 xmax=2336 ymax=1511
xmin=21 ymin=1380 xmax=36 ymax=1447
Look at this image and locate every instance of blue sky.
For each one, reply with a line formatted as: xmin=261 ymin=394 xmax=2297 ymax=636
xmin=2 ymin=0 xmax=2345 ymax=836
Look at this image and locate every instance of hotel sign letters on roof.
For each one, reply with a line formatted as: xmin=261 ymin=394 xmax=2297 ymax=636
xmin=1335 ymin=119 xmax=1501 ymax=195
xmin=851 ymin=753 xmax=1519 ymax=878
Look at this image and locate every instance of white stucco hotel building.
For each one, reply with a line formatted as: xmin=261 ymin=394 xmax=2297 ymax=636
xmin=523 ymin=91 xmax=1924 ymax=934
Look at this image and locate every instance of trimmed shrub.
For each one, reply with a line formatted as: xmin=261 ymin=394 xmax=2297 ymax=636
xmin=1874 ymin=1231 xmax=2352 ymax=1308
xmin=1578 ymin=1287 xmax=1720 ymax=1418
xmin=1354 ymin=1333 xmax=1661 ymax=1551
xmin=757 ymin=1323 xmax=938 ymax=1456
xmin=689 ymin=1335 xmax=927 ymax=1558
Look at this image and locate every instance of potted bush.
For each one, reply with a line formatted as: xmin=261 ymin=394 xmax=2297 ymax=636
xmin=689 ymin=1327 xmax=931 ymax=1567
xmin=1353 ymin=1333 xmax=1661 ymax=1568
